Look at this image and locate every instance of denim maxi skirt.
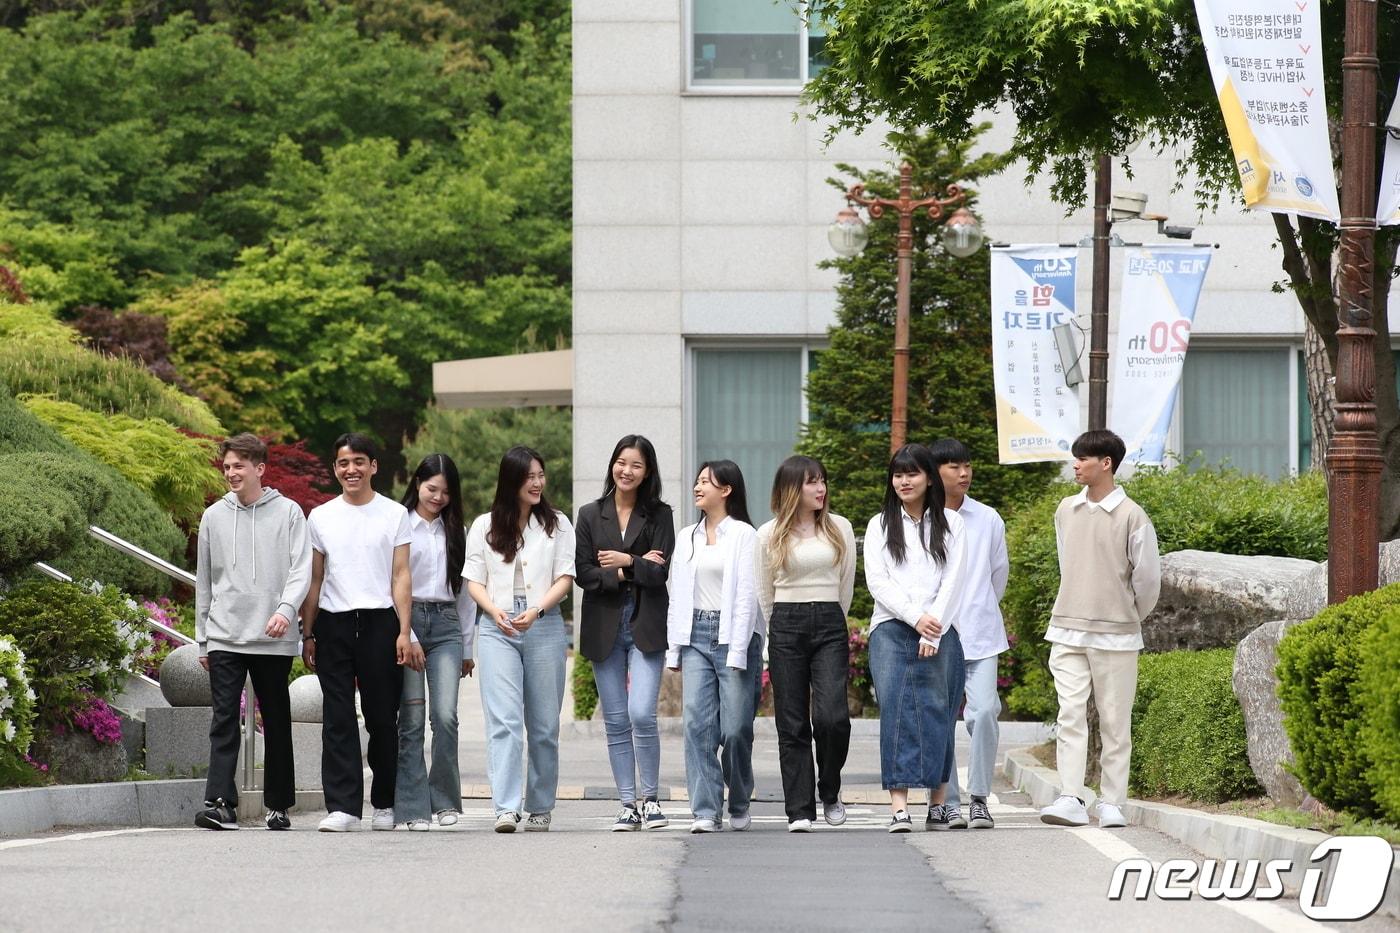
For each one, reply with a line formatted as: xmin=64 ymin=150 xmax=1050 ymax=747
xmin=868 ymin=620 xmax=966 ymax=789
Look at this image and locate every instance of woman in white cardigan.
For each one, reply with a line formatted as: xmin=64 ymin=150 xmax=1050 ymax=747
xmin=665 ymin=460 xmax=761 ymax=834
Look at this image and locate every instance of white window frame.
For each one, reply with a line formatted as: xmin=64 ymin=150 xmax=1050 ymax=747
xmin=682 ymin=0 xmax=823 ymax=95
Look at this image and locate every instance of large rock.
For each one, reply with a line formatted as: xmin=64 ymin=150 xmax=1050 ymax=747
xmin=1144 ymin=550 xmax=1318 ymax=651
xmin=1232 ymin=619 xmax=1306 ymax=806
xmin=288 ymin=675 xmax=323 ymax=723
xmin=1281 ymin=539 xmax=1400 ymax=620
xmin=158 ymin=644 xmax=212 ymax=707
xmin=35 ymin=731 xmax=129 ymax=784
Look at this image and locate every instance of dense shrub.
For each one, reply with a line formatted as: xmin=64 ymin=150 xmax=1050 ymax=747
xmin=1360 ymin=608 xmax=1400 ymax=823
xmin=71 ymin=305 xmax=182 ymax=386
xmin=1129 ymin=649 xmax=1261 ymax=803
xmin=0 ymin=299 xmax=80 ymax=351
xmin=572 ymin=652 xmax=597 ymax=721
xmin=0 ymin=580 xmax=150 ymax=733
xmin=0 ymin=635 xmax=38 ymax=773
xmin=0 ymin=453 xmax=108 ymax=576
xmin=1277 ymin=583 xmax=1400 ymax=817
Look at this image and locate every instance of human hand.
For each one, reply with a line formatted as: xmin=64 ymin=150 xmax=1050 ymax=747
xmin=641 ymin=550 xmax=665 ymax=565
xmin=510 ymin=606 xmax=541 ymax=633
xmin=597 ymin=549 xmax=633 ymax=570
xmin=198 ymin=655 xmax=210 ymax=672
xmin=462 ymin=659 xmax=475 ymax=678
xmin=397 ymin=634 xmax=426 ymax=671
xmin=490 ymin=607 xmax=518 ymax=636
xmin=918 ymin=640 xmax=938 ymax=659
xmin=265 ymin=612 xmax=291 ymax=638
xmin=914 ymin=615 xmax=942 ymax=640
xmin=302 ymin=638 xmax=316 ymax=672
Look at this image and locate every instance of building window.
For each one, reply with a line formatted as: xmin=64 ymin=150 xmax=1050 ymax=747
xmin=692 ymin=346 xmax=809 ymax=524
xmin=687 ymin=1 xmax=828 ymax=90
xmin=1181 ymin=348 xmax=1293 ymax=478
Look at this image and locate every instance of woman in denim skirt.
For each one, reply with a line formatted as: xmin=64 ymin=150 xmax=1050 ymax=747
xmin=755 ymin=455 xmax=857 ymax=833
xmin=394 ymin=454 xmax=476 ymax=831
xmin=665 ymin=460 xmax=762 ymax=834
xmin=863 ymin=444 xmax=967 ymax=832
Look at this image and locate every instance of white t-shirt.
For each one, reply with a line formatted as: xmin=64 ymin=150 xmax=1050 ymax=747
xmin=692 ymin=541 xmax=726 ymax=612
xmin=308 ymin=494 xmax=412 ymax=613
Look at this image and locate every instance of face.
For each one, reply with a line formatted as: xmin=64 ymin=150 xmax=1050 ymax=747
xmin=333 ymin=446 xmax=377 ymax=494
xmin=417 ymin=473 xmax=450 ymax=517
xmin=222 ymin=451 xmax=265 ymax=494
xmin=1072 ymin=454 xmax=1113 ymax=487
xmin=693 ymin=468 xmax=731 ymax=513
xmin=939 ymin=461 xmax=972 ymax=498
xmin=891 ymin=468 xmax=930 ymax=506
xmin=518 ymin=459 xmax=546 ymax=508
xmin=801 ymin=473 xmax=827 ymax=514
xmin=611 ymin=447 xmax=647 ymax=495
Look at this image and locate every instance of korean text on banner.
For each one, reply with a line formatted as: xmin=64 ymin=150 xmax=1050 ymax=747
xmin=1194 ymin=0 xmax=1339 ymax=222
xmin=991 ymin=246 xmax=1079 ymax=464
xmin=1379 ymin=76 xmax=1400 ymax=226
xmin=1110 ymin=247 xmax=1213 ymax=466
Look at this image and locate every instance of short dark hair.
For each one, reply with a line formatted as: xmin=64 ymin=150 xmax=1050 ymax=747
xmin=332 ymin=432 xmax=378 ymax=461
xmin=926 ymin=437 xmax=972 ymax=466
xmin=1071 ymin=429 xmax=1127 ymax=474
xmin=218 ymin=433 xmax=267 ymax=465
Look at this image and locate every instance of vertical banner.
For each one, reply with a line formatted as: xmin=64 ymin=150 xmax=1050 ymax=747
xmin=1110 ymin=246 xmax=1213 ymax=466
xmin=1379 ymin=77 xmax=1400 ymax=226
xmin=990 ymin=246 xmax=1079 ymax=464
xmin=1194 ymin=0 xmax=1340 ymax=222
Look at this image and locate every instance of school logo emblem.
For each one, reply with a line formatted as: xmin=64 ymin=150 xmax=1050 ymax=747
xmin=1294 ymin=175 xmax=1315 ymax=198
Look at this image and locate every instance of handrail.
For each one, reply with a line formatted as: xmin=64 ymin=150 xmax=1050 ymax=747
xmin=87 ymin=526 xmax=196 ymax=587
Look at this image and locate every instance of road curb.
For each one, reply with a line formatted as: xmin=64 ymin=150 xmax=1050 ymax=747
xmin=1003 ymin=747 xmax=1399 ymax=921
xmin=0 ymin=779 xmax=206 ymax=835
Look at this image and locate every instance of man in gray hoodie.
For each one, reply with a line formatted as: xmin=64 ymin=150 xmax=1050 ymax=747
xmin=195 ymin=433 xmax=312 ymax=831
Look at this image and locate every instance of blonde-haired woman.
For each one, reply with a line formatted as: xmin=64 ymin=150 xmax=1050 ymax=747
xmin=755 ymin=455 xmax=856 ymax=832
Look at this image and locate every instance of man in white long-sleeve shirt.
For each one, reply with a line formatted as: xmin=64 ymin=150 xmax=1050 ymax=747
xmin=1040 ymin=430 xmax=1161 ymax=830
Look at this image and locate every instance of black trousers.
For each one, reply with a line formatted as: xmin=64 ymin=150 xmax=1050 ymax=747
xmin=767 ymin=601 xmax=852 ymax=821
xmin=317 ymin=607 xmax=404 ymax=815
xmin=205 ymin=651 xmax=295 ymax=811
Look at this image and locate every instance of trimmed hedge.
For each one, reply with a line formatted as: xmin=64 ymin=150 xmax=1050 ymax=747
xmin=1129 ymin=648 xmax=1261 ymax=803
xmin=1360 ymin=607 xmax=1400 ymax=823
xmin=1279 ymin=583 xmax=1400 ymax=818
xmin=572 ymin=652 xmax=598 ymax=721
xmin=0 ymin=453 xmax=108 ymax=575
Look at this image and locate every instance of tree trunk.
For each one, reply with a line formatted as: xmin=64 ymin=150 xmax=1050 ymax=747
xmin=1303 ymin=319 xmax=1335 ymax=474
xmin=1371 ymin=238 xmax=1400 ymax=541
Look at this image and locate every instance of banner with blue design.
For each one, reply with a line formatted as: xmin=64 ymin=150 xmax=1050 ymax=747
xmin=990 ymin=246 xmax=1079 ymax=464
xmin=1110 ymin=246 xmax=1213 ymax=466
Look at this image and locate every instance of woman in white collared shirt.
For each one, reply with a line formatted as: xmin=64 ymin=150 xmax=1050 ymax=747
xmin=394 ymin=454 xmax=477 ymax=832
xmin=665 ymin=460 xmax=761 ymax=834
xmin=465 ymin=445 xmax=576 ymax=833
xmin=863 ymin=443 xmax=966 ymax=833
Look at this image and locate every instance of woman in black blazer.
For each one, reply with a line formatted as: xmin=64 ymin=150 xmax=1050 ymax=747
xmin=575 ymin=434 xmax=675 ymax=832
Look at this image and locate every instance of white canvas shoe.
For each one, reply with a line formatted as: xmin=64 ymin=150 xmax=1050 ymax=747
xmin=317 ymin=811 xmax=361 ymax=833
xmin=1096 ymin=802 xmax=1127 ymax=828
xmin=1039 ymin=795 xmax=1090 ymax=826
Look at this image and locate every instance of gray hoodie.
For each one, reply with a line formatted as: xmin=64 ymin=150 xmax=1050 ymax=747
xmin=196 ymin=488 xmax=312 ymax=657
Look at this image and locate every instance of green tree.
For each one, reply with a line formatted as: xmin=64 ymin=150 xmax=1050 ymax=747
xmin=804 ymin=0 xmax=1400 ymax=538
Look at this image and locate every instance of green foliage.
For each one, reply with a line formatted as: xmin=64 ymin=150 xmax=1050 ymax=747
xmin=0 ymin=210 xmax=130 ymax=312
xmin=0 ymin=580 xmax=149 ymax=732
xmin=21 ymin=395 xmax=222 ymax=522
xmin=572 ymin=652 xmax=597 ymax=722
xmin=0 ymin=452 xmax=108 ymax=575
xmin=0 ymin=297 xmax=81 ymax=350
xmin=1129 ymin=649 xmax=1260 ymax=803
xmin=1360 ymin=608 xmax=1400 ymax=822
xmin=402 ymin=406 xmax=573 ymax=522
xmin=0 ymin=633 xmax=38 ymax=769
xmin=1279 ymin=584 xmax=1400 ymax=818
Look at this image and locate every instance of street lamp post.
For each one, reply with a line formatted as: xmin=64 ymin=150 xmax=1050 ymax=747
xmin=828 ymin=161 xmax=983 ymax=453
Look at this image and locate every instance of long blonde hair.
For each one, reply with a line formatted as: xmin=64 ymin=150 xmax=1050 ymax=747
xmin=767 ymin=455 xmax=846 ymax=575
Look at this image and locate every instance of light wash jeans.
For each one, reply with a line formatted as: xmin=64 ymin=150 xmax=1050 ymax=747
xmin=592 ymin=589 xmax=664 ymax=804
xmin=477 ymin=596 xmax=567 ymax=816
xmin=944 ymin=655 xmax=1002 ymax=809
xmin=681 ymin=609 xmax=762 ymax=822
xmin=394 ymin=600 xmax=465 ymax=822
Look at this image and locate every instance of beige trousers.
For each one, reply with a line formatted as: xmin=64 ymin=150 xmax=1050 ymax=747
xmin=1048 ymin=643 xmax=1139 ymax=807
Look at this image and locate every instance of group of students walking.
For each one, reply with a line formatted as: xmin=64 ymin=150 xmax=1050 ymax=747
xmin=193 ymin=425 xmax=1159 ymax=835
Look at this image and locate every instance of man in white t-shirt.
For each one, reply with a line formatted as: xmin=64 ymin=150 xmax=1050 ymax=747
xmin=302 ymin=433 xmax=425 ymax=832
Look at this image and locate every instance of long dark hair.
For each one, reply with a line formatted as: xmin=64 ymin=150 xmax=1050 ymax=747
xmin=600 ymin=434 xmax=665 ymax=513
xmin=690 ymin=459 xmax=751 ymax=558
xmin=881 ymin=443 xmax=950 ymax=566
xmin=487 ymin=445 xmax=559 ymax=563
xmin=402 ymin=453 xmax=465 ymax=595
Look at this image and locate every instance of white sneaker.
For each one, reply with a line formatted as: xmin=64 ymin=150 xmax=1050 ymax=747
xmin=524 ymin=812 xmax=552 ymax=832
xmin=822 ymin=798 xmax=847 ymax=826
xmin=1096 ymin=802 xmax=1127 ymax=828
xmin=788 ymin=818 xmax=813 ymax=833
xmin=317 ymin=811 xmax=361 ymax=833
xmin=407 ymin=818 xmax=431 ymax=832
xmin=371 ymin=807 xmax=395 ymax=831
xmin=729 ymin=811 xmax=751 ymax=831
xmin=494 ymin=811 xmax=521 ymax=833
xmin=1040 ymin=795 xmax=1090 ymax=826
xmin=689 ymin=818 xmax=719 ymax=833
xmin=435 ymin=810 xmax=459 ymax=827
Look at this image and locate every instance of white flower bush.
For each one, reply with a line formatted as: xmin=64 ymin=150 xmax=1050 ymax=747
xmin=0 ymin=636 xmax=36 ymax=762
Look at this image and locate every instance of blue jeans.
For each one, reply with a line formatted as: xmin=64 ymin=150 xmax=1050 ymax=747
xmin=944 ymin=655 xmax=1002 ymax=809
xmin=869 ymin=621 xmax=965 ymax=789
xmin=681 ymin=609 xmax=762 ymax=822
xmin=394 ymin=601 xmax=464 ymax=822
xmin=592 ymin=589 xmax=664 ymax=804
xmin=477 ymin=596 xmax=567 ymax=816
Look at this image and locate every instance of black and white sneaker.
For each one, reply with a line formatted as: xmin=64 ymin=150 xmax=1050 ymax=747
xmin=641 ymin=799 xmax=669 ymax=830
xmin=195 ymin=799 xmax=239 ymax=831
xmin=612 ymin=804 xmax=642 ymax=832
xmin=888 ymin=810 xmax=913 ymax=833
xmin=265 ymin=809 xmax=291 ymax=831
xmin=925 ymin=804 xmax=951 ymax=831
xmin=968 ymin=799 xmax=994 ymax=830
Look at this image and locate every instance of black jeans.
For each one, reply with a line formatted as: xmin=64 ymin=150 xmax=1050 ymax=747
xmin=205 ymin=651 xmax=295 ymax=810
xmin=767 ymin=601 xmax=852 ymax=822
xmin=317 ymin=607 xmax=404 ymax=816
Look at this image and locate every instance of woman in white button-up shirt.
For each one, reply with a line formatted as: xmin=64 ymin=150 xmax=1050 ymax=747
xmin=464 ymin=445 xmax=576 ymax=833
xmin=863 ymin=443 xmax=966 ymax=833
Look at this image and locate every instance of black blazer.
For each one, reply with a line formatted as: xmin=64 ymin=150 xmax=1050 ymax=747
xmin=575 ymin=497 xmax=674 ymax=661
